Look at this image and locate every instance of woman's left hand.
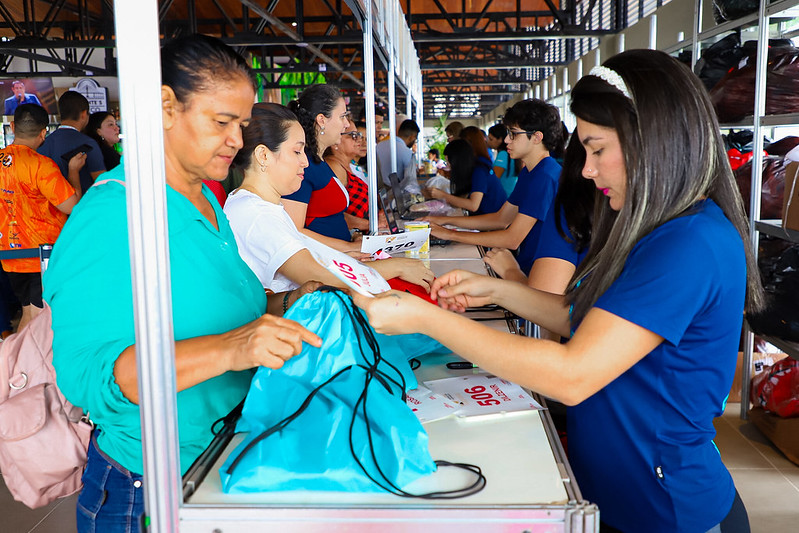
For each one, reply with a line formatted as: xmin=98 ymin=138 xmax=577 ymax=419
xmin=352 ymin=290 xmax=431 ymax=335
xmin=429 ymin=222 xmax=453 ymax=239
xmin=483 ymin=248 xmax=520 ymax=279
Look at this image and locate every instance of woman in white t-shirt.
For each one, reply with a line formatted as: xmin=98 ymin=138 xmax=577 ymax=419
xmin=224 ymin=103 xmax=434 ymax=296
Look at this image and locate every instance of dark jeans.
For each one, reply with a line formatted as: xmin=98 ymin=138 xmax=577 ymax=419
xmin=77 ymin=433 xmax=145 ymax=533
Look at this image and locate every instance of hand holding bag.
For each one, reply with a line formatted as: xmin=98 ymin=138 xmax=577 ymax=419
xmin=221 ymin=290 xmax=484 ymax=497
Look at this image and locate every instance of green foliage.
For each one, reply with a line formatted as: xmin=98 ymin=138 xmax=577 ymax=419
xmin=426 ymin=113 xmax=448 ymax=160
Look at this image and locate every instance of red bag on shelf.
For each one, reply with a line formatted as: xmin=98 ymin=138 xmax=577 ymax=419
xmin=727 ymin=148 xmax=755 ymax=171
xmin=751 ymin=358 xmax=799 ymax=418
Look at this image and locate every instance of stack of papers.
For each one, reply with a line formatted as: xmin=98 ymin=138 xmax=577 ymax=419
xmin=406 ymin=373 xmax=544 ymax=423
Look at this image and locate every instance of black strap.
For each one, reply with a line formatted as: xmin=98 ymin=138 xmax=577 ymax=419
xmin=226 ymin=289 xmax=486 ymax=499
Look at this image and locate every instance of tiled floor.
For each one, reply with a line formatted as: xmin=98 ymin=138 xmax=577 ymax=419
xmin=2 ymin=402 xmax=798 ymax=532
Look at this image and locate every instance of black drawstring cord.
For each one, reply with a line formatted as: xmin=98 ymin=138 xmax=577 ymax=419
xmin=226 ymin=289 xmax=486 ymax=498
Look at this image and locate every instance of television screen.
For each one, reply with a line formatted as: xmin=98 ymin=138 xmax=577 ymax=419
xmin=1 ymin=77 xmax=57 ymax=116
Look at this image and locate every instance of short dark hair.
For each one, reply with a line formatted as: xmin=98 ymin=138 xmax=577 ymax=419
xmin=287 ymin=84 xmax=343 ymax=164
xmin=398 ymin=119 xmax=420 ymax=138
xmin=502 ymin=99 xmax=562 ymax=152
xmin=358 ymin=104 xmax=385 ymax=121
xmin=233 ymin=103 xmax=300 ymax=170
xmin=428 ymin=148 xmax=440 ymax=158
xmin=161 ymin=34 xmax=256 ymax=106
xmin=13 ymin=104 xmax=49 ymax=138
xmin=58 ymin=90 xmax=89 ymax=121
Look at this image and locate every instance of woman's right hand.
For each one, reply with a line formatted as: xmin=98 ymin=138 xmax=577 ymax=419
xmin=221 ymin=314 xmax=322 ymax=372
xmin=422 ymin=187 xmax=444 ymax=200
xmin=431 ymin=269 xmax=498 ymax=311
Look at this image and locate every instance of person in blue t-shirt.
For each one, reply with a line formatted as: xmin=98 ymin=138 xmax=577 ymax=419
xmin=485 ymin=133 xmax=594 ymax=293
xmin=38 ymin=91 xmax=106 ymax=196
xmin=487 ymin=123 xmax=518 ymax=196
xmin=426 ymin=100 xmax=563 ymax=275
xmin=424 ymin=138 xmax=506 ymax=216
xmin=354 ymin=49 xmax=764 ymax=533
xmin=283 ymin=85 xmax=358 ymax=253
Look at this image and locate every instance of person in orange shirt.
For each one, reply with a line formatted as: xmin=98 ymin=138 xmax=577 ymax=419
xmin=0 ymin=103 xmax=83 ymax=330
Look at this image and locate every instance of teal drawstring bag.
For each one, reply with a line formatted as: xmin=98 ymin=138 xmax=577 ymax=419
xmin=220 ymin=290 xmax=470 ymax=495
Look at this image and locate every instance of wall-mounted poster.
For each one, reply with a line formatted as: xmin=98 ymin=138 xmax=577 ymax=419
xmin=1 ymin=78 xmax=57 ymax=116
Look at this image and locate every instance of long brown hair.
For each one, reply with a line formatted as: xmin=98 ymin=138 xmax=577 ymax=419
xmin=567 ymin=49 xmax=764 ymax=323
xmin=460 ymin=126 xmax=492 ymax=162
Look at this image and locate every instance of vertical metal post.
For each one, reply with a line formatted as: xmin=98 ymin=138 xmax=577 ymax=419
xmin=649 ymin=14 xmax=657 ymax=50
xmin=363 ymin=0 xmax=378 ymax=235
xmin=114 ymin=1 xmax=181 ymax=530
xmin=388 ymin=53 xmax=397 ymax=174
xmin=561 ymin=68 xmax=568 ymax=124
xmin=741 ymin=0 xmax=769 ymax=420
xmin=416 ymin=70 xmax=423 ymax=164
xmin=691 ymin=0 xmax=702 ymax=68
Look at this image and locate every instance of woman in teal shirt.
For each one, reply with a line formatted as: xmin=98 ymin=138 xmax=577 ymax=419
xmin=43 ymin=35 xmax=320 ymax=533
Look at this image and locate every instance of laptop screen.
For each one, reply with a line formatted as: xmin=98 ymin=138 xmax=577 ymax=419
xmin=378 ymin=188 xmax=401 ymax=234
xmin=388 ymin=172 xmax=411 ymax=216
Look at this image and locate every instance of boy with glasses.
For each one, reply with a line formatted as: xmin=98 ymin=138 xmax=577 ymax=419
xmin=427 ymin=99 xmax=563 ymax=276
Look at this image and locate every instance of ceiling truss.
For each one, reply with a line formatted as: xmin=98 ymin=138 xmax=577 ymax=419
xmin=0 ymin=0 xmax=623 ymax=118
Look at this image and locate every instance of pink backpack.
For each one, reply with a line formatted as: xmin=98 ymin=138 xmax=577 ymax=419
xmin=0 ymin=303 xmax=93 ymax=508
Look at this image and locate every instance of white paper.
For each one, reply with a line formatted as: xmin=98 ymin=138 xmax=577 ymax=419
xmin=406 ymin=385 xmax=461 ymax=423
xmin=322 ymin=256 xmax=391 ymax=297
xmin=423 ymin=373 xmax=544 ymax=417
xmin=360 ymin=229 xmax=431 ymax=255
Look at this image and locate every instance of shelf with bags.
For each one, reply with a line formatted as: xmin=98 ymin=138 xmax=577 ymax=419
xmin=697 ymin=13 xmax=759 ymax=42
xmin=767 ymin=0 xmax=799 ymax=18
xmin=755 ymin=220 xmax=799 ymax=242
xmin=699 ymin=0 xmax=799 ymax=39
xmin=756 ymin=334 xmax=799 ymax=360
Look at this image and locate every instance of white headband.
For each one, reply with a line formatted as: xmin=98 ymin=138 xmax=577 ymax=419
xmin=589 ymin=65 xmax=632 ymax=100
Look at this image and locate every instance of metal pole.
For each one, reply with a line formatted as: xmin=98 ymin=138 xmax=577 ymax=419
xmin=741 ymin=0 xmax=769 ymax=420
xmin=691 ymin=0 xmax=702 ymax=68
xmin=388 ymin=52 xmax=397 ymax=175
xmin=363 ymin=0 xmax=378 ymax=235
xmin=114 ymin=1 xmax=181 ymax=530
xmin=649 ymin=14 xmax=657 ymax=50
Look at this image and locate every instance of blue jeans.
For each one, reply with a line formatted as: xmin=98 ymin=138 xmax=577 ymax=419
xmin=76 ymin=433 xmax=145 ymax=533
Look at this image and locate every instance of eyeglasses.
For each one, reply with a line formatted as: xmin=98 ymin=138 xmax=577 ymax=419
xmin=507 ymin=130 xmax=539 ymax=141
xmin=341 ymin=131 xmax=364 ymax=140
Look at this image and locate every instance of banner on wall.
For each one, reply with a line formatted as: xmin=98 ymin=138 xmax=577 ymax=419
xmin=72 ymin=79 xmax=108 ymax=113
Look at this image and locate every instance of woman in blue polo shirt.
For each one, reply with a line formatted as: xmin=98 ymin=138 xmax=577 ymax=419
xmin=283 ymin=84 xmax=358 ymax=252
xmin=425 ymin=139 xmax=506 ymax=215
xmin=355 ymin=49 xmax=763 ymax=532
